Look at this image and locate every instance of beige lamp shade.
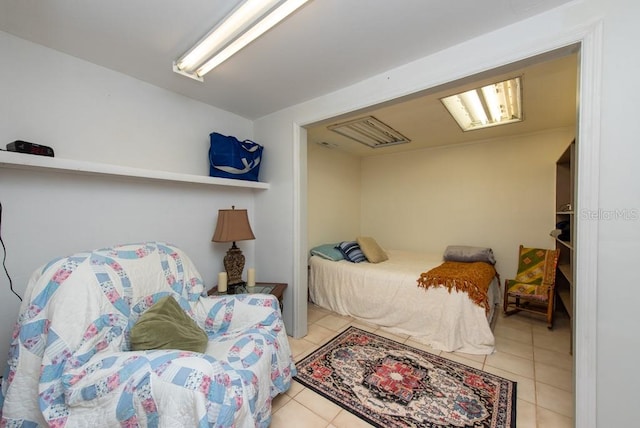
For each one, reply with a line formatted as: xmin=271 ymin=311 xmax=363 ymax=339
xmin=212 ymin=208 xmax=255 ymax=243
xmin=212 ymin=207 xmax=255 ymax=287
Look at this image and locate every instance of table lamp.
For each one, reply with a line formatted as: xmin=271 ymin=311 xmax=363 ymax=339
xmin=212 ymin=206 xmax=255 ymax=288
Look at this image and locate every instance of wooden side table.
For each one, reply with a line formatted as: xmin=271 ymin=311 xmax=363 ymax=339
xmin=208 ymin=282 xmax=287 ymax=312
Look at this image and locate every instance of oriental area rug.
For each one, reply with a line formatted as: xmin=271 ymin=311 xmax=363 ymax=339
xmin=294 ymin=327 xmax=516 ymax=428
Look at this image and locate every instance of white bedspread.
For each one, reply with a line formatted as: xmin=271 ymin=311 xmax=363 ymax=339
xmin=308 ymin=250 xmax=498 ymax=354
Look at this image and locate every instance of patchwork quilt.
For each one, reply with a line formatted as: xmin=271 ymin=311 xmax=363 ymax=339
xmin=0 ymin=242 xmax=296 ymax=427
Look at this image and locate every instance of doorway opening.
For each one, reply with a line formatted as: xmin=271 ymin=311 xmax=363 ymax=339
xmin=293 ymin=33 xmax=600 ymax=424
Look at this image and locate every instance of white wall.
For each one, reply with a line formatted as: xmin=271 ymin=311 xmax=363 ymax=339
xmin=254 ymin=0 xmax=640 ymax=425
xmin=361 ymin=129 xmax=572 ymax=280
xmin=0 ymin=32 xmax=251 ymax=175
xmin=306 ymin=129 xmax=571 ymax=281
xmin=307 ymin=142 xmax=361 ymax=249
xmin=0 ymin=32 xmax=257 ymax=368
xmin=252 ymin=116 xmax=301 ymax=332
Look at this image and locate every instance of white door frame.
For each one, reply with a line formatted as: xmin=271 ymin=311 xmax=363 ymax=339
xmin=292 ymin=21 xmax=602 ymax=427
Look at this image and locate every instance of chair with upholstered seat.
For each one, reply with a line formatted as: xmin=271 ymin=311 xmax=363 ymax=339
xmin=0 ymin=242 xmax=296 ymax=427
xmin=503 ymin=245 xmax=560 ymax=328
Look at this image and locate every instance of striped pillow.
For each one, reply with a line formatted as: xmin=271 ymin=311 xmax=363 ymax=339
xmin=336 ymin=241 xmax=366 ymax=263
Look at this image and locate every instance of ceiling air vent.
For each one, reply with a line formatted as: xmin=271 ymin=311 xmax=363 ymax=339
xmin=328 ymin=116 xmax=410 ymax=149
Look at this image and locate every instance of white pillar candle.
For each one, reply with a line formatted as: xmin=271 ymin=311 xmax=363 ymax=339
xmin=247 ymin=268 xmax=256 ymax=287
xmin=218 ymin=272 xmax=227 ymax=293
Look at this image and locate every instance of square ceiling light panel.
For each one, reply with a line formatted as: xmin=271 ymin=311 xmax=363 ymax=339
xmin=441 ymin=77 xmax=522 ymax=131
xmin=328 ymin=116 xmax=410 ymax=149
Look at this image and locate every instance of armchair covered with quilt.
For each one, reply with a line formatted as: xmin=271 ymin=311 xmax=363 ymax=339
xmin=0 ymin=242 xmax=296 ymax=427
xmin=503 ymin=245 xmax=560 ymax=328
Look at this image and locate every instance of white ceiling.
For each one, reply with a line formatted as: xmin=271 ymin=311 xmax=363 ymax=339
xmin=307 ymin=50 xmax=578 ymax=156
xmin=0 ymin=0 xmax=574 ymax=120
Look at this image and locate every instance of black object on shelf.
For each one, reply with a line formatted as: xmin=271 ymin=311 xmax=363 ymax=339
xmin=6 ymin=140 xmax=54 ymax=157
xmin=556 ymin=220 xmax=570 ymax=242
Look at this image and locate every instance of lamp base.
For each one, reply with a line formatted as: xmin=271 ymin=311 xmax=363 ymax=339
xmin=223 ymin=244 xmax=245 ymax=286
xmin=228 ymin=281 xmax=247 ymax=294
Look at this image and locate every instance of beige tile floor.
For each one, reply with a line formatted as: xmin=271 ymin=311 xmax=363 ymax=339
xmin=271 ymin=303 xmax=574 ymax=428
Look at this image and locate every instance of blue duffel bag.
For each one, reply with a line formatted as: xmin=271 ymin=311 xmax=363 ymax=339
xmin=209 ymin=132 xmax=263 ymax=182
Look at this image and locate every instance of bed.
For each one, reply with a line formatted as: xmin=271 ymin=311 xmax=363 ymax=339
xmin=308 ymin=245 xmax=500 ymax=355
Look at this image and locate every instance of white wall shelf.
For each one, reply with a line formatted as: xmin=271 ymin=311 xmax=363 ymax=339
xmin=0 ymin=150 xmax=269 ymax=190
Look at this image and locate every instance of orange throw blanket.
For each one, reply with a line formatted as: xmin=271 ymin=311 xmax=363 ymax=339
xmin=417 ymin=261 xmax=497 ymax=313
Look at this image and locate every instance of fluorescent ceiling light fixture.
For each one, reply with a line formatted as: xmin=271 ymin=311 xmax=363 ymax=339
xmin=173 ymin=0 xmax=310 ymax=81
xmin=328 ymin=116 xmax=410 ymax=149
xmin=441 ymin=77 xmax=523 ymax=131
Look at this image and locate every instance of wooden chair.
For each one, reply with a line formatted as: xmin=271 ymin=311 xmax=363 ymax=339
xmin=503 ymin=245 xmax=560 ymax=328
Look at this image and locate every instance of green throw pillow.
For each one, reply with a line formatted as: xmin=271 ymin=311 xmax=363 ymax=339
xmin=130 ymin=295 xmax=208 ymax=353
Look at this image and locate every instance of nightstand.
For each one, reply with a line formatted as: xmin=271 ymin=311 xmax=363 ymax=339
xmin=208 ymin=282 xmax=287 ymax=312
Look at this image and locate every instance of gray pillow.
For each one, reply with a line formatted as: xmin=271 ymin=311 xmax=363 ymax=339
xmin=443 ymin=245 xmax=496 ymax=265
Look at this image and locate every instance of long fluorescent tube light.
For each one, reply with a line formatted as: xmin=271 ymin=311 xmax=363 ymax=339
xmin=177 ymin=0 xmax=279 ymax=73
xmin=441 ymin=77 xmax=523 ymax=131
xmin=173 ymin=0 xmax=310 ymax=81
